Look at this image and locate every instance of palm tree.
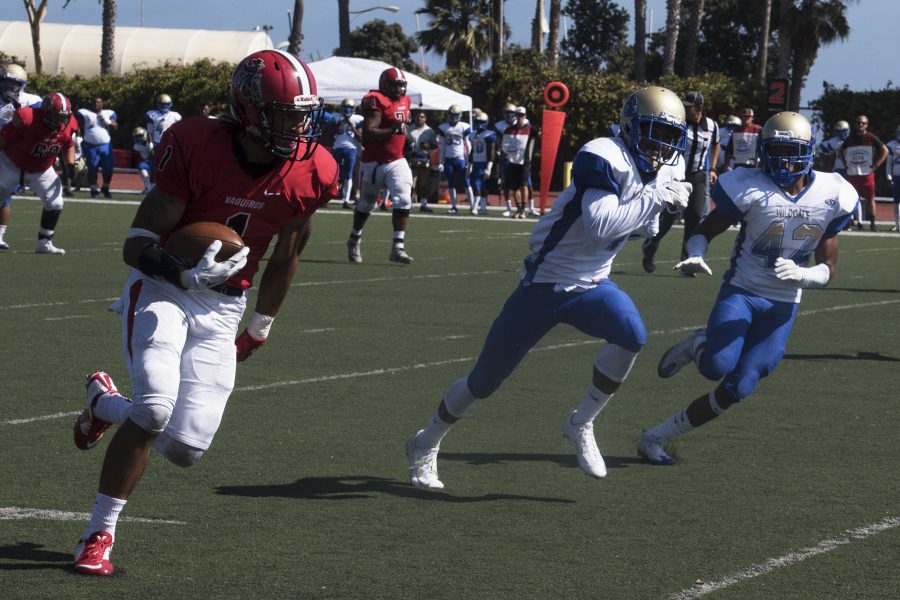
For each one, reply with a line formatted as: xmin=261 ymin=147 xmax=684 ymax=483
xmin=23 ymin=0 xmax=49 ymax=74
xmin=682 ymin=0 xmax=704 ymax=76
xmin=100 ymin=0 xmax=116 ymax=75
xmin=634 ymin=0 xmax=646 ymax=80
xmin=532 ymin=0 xmax=545 ymax=52
xmin=416 ymin=0 xmax=497 ymax=69
xmin=288 ymin=0 xmax=304 ymax=56
xmin=757 ymin=0 xmax=772 ymax=83
xmin=662 ymin=0 xmax=682 ymax=75
xmin=547 ymin=0 xmax=562 ymax=67
xmin=337 ymin=0 xmax=351 ymax=55
xmin=787 ymin=0 xmax=852 ymax=110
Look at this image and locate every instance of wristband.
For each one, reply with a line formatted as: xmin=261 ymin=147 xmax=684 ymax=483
xmin=247 ymin=312 xmax=274 ymax=340
xmin=685 ymin=234 xmax=708 ymax=258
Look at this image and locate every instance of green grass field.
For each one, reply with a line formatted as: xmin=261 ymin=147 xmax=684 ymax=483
xmin=2 ymin=194 xmax=900 ymax=599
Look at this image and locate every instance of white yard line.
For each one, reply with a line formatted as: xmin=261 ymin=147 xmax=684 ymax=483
xmin=668 ymin=515 xmax=900 ymax=599
xmin=0 ymin=506 xmax=185 ymax=525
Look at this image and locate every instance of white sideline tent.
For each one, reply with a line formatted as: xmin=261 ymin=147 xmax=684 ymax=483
xmin=307 ymin=56 xmax=471 ymax=112
xmin=0 ymin=20 xmax=273 ymax=77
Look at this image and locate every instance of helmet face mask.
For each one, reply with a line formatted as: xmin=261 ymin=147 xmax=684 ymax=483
xmin=833 ymin=119 xmax=850 ymax=141
xmin=230 ymin=49 xmax=324 ymax=162
xmin=40 ymin=93 xmax=72 ymax=131
xmin=341 ymin=98 xmax=356 ymax=117
xmin=474 ymin=113 xmax=488 ymax=132
xmin=378 ymin=68 xmax=407 ymax=101
xmin=0 ymin=64 xmax=26 ymax=106
xmin=132 ymin=126 xmax=147 ymax=144
xmin=759 ymin=111 xmax=815 ymax=188
xmin=620 ymin=86 xmax=687 ymax=173
xmin=447 ymin=104 xmax=461 ymax=125
xmin=156 ymin=94 xmax=172 ymax=113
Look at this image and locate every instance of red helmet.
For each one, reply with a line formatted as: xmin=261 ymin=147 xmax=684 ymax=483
xmin=378 ymin=67 xmax=407 ymax=101
xmin=230 ymin=49 xmax=324 ymax=161
xmin=39 ymin=92 xmax=72 ymax=131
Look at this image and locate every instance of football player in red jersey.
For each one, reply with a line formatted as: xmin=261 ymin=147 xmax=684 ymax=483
xmin=0 ymin=92 xmax=77 ymax=253
xmin=346 ymin=66 xmax=415 ymax=264
xmin=71 ymin=49 xmax=338 ymax=576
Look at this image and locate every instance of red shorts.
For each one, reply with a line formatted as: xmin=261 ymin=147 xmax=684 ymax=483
xmin=847 ymin=174 xmax=875 ymax=201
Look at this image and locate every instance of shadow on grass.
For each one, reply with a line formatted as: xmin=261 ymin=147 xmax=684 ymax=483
xmin=441 ymin=451 xmax=643 ymax=471
xmin=0 ymin=541 xmax=71 ymax=571
xmin=783 ymin=351 xmax=899 ymax=362
xmin=216 ymin=475 xmax=576 ymax=504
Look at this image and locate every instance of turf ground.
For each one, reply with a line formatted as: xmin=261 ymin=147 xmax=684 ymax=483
xmin=2 ymin=194 xmax=900 ymax=599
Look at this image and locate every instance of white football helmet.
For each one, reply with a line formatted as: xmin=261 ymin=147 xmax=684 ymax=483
xmin=473 ymin=111 xmax=489 ymax=132
xmin=833 ymin=119 xmax=850 ymax=141
xmin=156 ymin=93 xmax=173 ymax=113
xmin=502 ymin=102 xmax=516 ymax=125
xmin=0 ymin=63 xmax=27 ymax=106
xmin=447 ymin=104 xmax=461 ymax=125
xmin=619 ymin=86 xmax=687 ymax=173
xmin=724 ymin=114 xmax=741 ymax=129
xmin=341 ymin=97 xmax=356 ymax=117
xmin=759 ymin=111 xmax=815 ymax=188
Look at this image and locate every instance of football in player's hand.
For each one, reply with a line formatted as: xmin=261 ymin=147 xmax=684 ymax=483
xmin=165 ymin=221 xmax=244 ymax=265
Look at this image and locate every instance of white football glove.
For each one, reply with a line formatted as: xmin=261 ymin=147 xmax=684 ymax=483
xmin=659 ymin=181 xmax=693 ymax=213
xmin=674 ymin=256 xmax=712 ymax=276
xmin=179 ymin=241 xmax=250 ymax=290
xmin=774 ymin=257 xmax=830 ymax=287
xmin=437 ymin=163 xmax=444 ymax=173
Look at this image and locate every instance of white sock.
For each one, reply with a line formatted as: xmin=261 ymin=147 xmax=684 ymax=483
xmin=449 ymin=188 xmax=457 ymax=209
xmin=0 ymin=224 xmax=6 ymax=240
xmin=466 ymin=186 xmax=475 ymax=208
xmin=94 ymin=391 xmax=132 ymax=425
xmin=84 ymin=492 xmax=127 ymax=540
xmin=416 ymin=377 xmax=477 ymax=448
xmin=572 ymin=385 xmax=612 ymax=424
xmin=893 ymin=204 xmax=899 ymax=229
xmin=646 ymin=409 xmax=694 ymax=442
xmin=342 ymin=178 xmax=353 ymax=203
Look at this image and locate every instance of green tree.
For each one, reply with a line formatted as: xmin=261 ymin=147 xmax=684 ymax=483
xmin=342 ymin=19 xmax=418 ymax=72
xmin=22 ymin=0 xmax=49 ymax=74
xmin=415 ymin=0 xmax=497 ymax=69
xmin=560 ymin=0 xmax=629 ymax=72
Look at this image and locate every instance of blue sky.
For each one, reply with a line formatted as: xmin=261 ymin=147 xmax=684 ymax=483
xmin=25 ymin=0 xmax=897 ymax=110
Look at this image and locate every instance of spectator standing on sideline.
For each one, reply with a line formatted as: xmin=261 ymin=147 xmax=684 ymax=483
xmin=499 ymin=106 xmax=536 ymax=219
xmin=885 ymin=126 xmax=900 ymax=231
xmin=642 ymin=91 xmax=717 ymax=272
xmin=0 ymin=63 xmax=43 ymax=249
xmin=437 ymin=104 xmax=473 ymax=215
xmin=331 ymin=98 xmax=364 ymax=209
xmin=70 ymin=49 xmax=338 ymax=576
xmin=469 ymin=110 xmax=496 ymax=215
xmin=840 ymin=114 xmax=889 ymax=231
xmin=0 ymin=93 xmax=77 ymax=254
xmin=406 ymin=86 xmax=691 ymax=489
xmin=346 ymin=67 xmax=414 ymax=265
xmin=715 ymin=114 xmax=740 ymax=172
xmin=817 ymin=120 xmax=850 ymax=176
xmin=637 ymin=112 xmax=858 ymax=466
xmin=407 ymin=109 xmax=438 ymax=213
xmin=77 ymin=97 xmax=118 ymax=198
xmin=724 ymin=108 xmax=761 ymax=169
xmin=495 ymin=103 xmax=517 ymax=216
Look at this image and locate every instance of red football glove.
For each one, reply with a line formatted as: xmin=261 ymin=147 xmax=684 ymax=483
xmin=235 ymin=329 xmax=267 ymax=362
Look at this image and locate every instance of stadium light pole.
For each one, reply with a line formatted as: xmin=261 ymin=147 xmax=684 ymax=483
xmin=339 ymin=4 xmax=400 ymax=55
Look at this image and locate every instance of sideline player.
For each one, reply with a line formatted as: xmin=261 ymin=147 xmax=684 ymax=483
xmin=406 ymin=86 xmax=691 ymax=489
xmin=886 ymin=126 xmax=900 ymax=231
xmin=0 ymin=92 xmax=77 ymax=254
xmin=469 ymin=111 xmax=496 ymax=215
xmin=437 ymin=104 xmax=473 ymax=215
xmin=332 ymin=98 xmax=363 ymax=209
xmin=638 ymin=112 xmax=858 ymax=465
xmin=77 ymin=97 xmax=118 ymax=198
xmin=345 ymin=67 xmax=414 ymax=264
xmin=70 ymin=49 xmax=338 ymax=575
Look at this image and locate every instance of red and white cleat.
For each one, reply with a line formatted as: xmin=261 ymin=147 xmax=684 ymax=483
xmin=74 ymin=371 xmax=120 ymax=450
xmin=73 ymin=530 xmax=115 ymax=576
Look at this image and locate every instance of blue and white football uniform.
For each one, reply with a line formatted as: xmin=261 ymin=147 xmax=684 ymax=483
xmin=469 ymin=128 xmax=497 ymax=195
xmin=438 ymin=121 xmax=472 ymax=191
xmin=467 ymin=136 xmax=684 ymax=397
xmin=145 ymin=108 xmax=182 ymax=144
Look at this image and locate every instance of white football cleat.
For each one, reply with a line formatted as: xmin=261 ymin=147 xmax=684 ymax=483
xmin=501 ymin=210 xmax=512 ymax=217
xmin=657 ymin=328 xmax=706 ymax=378
xmin=562 ymin=412 xmax=607 ymax=478
xmin=347 ymin=238 xmax=362 ymax=263
xmin=35 ymin=239 xmax=65 ymax=254
xmin=389 ymin=247 xmax=414 ymax=264
xmin=406 ymin=432 xmax=444 ymax=490
xmin=0 ymin=240 xmax=9 ymax=250
xmin=637 ymin=430 xmax=676 ymax=465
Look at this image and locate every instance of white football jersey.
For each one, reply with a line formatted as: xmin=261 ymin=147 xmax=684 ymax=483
xmin=332 ymin=113 xmax=363 ymax=151
xmin=887 ymin=139 xmax=900 ymax=177
xmin=816 ymin=135 xmax=846 ymax=171
xmin=78 ymin=108 xmax=117 ymax=145
xmin=470 ymin=129 xmax=497 ymax=163
xmin=145 ymin=109 xmax=182 ymax=143
xmin=438 ymin=121 xmax=472 ymax=161
xmin=522 ymin=136 xmax=683 ymax=288
xmin=713 ymin=168 xmax=857 ymax=303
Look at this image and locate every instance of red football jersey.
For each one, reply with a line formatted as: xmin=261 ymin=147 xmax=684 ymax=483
xmin=360 ymin=90 xmax=411 ymax=163
xmin=0 ymin=107 xmax=77 ymax=172
xmin=155 ymin=117 xmax=338 ymax=288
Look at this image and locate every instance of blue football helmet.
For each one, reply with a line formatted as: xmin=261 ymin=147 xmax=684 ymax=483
xmin=759 ymin=111 xmax=815 ymax=188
